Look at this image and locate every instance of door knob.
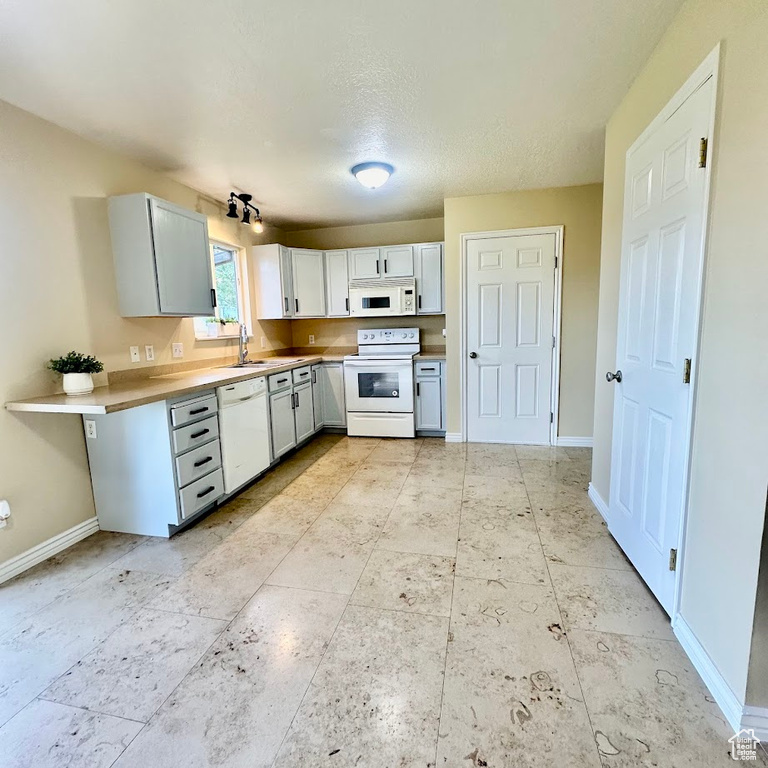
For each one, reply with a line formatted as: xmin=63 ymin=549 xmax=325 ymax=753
xmin=606 ymin=370 xmax=622 ymax=383
xmin=469 ymin=352 xmax=478 ymax=359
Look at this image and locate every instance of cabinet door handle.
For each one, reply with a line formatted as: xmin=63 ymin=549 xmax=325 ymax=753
xmin=299 ymin=371 xmax=309 ymax=377
xmin=376 ymin=259 xmax=380 ymax=274
xmin=194 ymin=456 xmax=213 ymax=468
xmin=189 ymin=406 xmax=209 ymax=416
xmin=345 ymin=297 xmax=349 ymax=312
xmin=312 ymin=370 xmax=317 ymax=384
xmin=196 ymin=485 xmax=216 ymax=499
xmin=190 ymin=428 xmax=210 ymax=439
xmin=210 ymin=288 xmax=217 ymax=308
xmin=418 ymin=295 xmax=422 ymax=309
xmin=295 ymin=391 xmax=300 ymax=408
xmin=284 ymin=297 xmax=289 ymax=313
xmin=295 ymin=298 xmax=299 ymax=313
xmin=416 ymin=382 xmax=420 ymax=396
xmin=421 ymin=367 xmax=436 ymax=372
xmin=384 ymin=259 xmax=388 ymax=273
xmin=291 ymin=393 xmax=296 ymax=410
xmin=277 ymin=377 xmax=288 ymax=384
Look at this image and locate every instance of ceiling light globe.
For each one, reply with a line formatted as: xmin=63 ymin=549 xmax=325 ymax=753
xmin=351 ymin=162 xmax=394 ymax=189
xmin=252 ymin=220 xmax=264 ymax=234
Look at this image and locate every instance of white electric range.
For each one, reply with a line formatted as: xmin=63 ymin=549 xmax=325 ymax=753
xmin=343 ymin=328 xmax=420 ymax=438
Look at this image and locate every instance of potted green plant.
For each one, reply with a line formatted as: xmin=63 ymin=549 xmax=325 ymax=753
xmin=48 ymin=351 xmax=104 ymax=396
xmin=204 ymin=317 xmax=220 ymax=338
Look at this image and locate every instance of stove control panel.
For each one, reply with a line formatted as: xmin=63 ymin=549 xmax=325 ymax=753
xmin=359 ymin=328 xmax=420 ymax=344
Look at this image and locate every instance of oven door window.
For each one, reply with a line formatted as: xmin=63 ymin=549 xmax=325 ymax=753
xmin=357 ymin=372 xmax=400 ymax=399
xmin=362 ymin=296 xmax=391 ymax=309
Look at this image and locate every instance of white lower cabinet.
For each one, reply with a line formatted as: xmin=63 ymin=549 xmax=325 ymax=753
xmin=312 ymin=364 xmax=324 ymax=429
xmin=415 ymin=360 xmax=446 ymax=433
xmin=294 ymin=381 xmax=315 ymax=442
xmin=83 ymin=392 xmax=224 ymax=537
xmin=320 ymin=363 xmax=346 ymax=427
xmin=269 ymin=387 xmax=297 ymax=458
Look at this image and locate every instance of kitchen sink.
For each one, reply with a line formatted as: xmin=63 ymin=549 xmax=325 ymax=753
xmin=227 ymin=358 xmax=304 ymax=369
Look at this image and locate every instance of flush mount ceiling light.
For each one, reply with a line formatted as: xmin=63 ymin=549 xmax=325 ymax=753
xmin=226 ymin=192 xmax=264 ymax=233
xmin=351 ymin=162 xmax=394 ymax=189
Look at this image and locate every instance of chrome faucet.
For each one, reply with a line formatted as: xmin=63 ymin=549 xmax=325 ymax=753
xmin=238 ymin=323 xmax=249 ymax=365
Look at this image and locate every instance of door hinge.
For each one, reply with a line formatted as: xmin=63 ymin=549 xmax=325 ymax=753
xmin=669 ymin=548 xmax=678 ymax=571
xmin=698 ymin=137 xmax=708 ymax=168
xmin=683 ymin=358 xmax=691 ymax=384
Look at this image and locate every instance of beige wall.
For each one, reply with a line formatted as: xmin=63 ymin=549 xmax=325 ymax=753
xmin=0 ymin=99 xmax=291 ymax=562
xmin=284 ymin=217 xmax=444 ymax=250
xmin=591 ymin=0 xmax=768 ymax=703
xmin=443 ymin=185 xmax=603 ymax=439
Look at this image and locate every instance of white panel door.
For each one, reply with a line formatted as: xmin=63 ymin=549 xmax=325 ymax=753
xmin=291 ymin=249 xmax=326 ymax=317
xmin=466 ymin=233 xmax=556 ymax=444
xmin=381 ymin=245 xmax=414 ymax=277
xmin=608 ymin=78 xmax=713 ymax=615
xmin=324 ymin=250 xmax=350 ymax=316
xmin=348 ymin=248 xmax=381 ymax=280
xmin=149 ymin=199 xmax=214 ymax=316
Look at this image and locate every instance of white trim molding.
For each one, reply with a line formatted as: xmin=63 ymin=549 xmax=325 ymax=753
xmin=444 ymin=432 xmax=464 ymax=443
xmin=587 ymin=482 xmax=610 ymax=524
xmin=741 ymin=706 xmax=768 ymax=742
xmin=0 ymin=516 xmax=99 ymax=584
xmin=673 ymin=615 xmax=744 ymax=734
xmin=556 ymin=436 xmax=593 ymax=448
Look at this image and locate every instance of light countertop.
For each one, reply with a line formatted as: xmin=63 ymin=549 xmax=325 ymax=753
xmin=5 ymin=347 xmax=447 ymax=416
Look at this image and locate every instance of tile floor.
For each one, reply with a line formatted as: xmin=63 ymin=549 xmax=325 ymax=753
xmin=0 ymin=435 xmax=763 ymax=767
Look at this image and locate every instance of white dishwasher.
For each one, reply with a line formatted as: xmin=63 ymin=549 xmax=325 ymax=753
xmin=217 ymin=377 xmax=271 ymax=494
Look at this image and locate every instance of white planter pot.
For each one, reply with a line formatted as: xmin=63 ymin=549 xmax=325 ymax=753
xmin=206 ymin=322 xmax=219 ymax=338
xmin=63 ymin=372 xmax=94 ymax=396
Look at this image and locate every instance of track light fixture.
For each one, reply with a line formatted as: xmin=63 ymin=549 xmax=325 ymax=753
xmin=226 ymin=192 xmax=264 ymax=234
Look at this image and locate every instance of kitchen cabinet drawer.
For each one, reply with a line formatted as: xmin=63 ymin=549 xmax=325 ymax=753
xmin=175 ymin=440 xmax=222 ymax=488
xmin=172 ymin=414 xmax=219 ymax=454
xmin=292 ymin=366 xmax=312 ymax=385
xmin=415 ymin=361 xmax=441 ymax=377
xmin=170 ymin=394 xmax=217 ymax=427
xmin=179 ymin=468 xmax=224 ymax=520
xmin=268 ymin=371 xmax=293 ymax=392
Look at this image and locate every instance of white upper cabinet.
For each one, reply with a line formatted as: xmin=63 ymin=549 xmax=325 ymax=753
xmin=108 ymin=193 xmax=215 ymax=317
xmin=415 ymin=243 xmax=443 ymax=314
xmin=290 ymin=249 xmax=326 ymax=317
xmin=324 ymin=250 xmax=350 ymax=316
xmin=251 ymin=243 xmax=294 ymax=319
xmin=348 ymin=248 xmax=381 ymax=280
xmin=380 ymin=245 xmax=414 ymax=278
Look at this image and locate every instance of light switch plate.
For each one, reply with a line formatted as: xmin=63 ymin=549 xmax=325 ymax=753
xmin=260 ymin=336 xmax=266 ymax=349
xmin=172 ymin=343 xmax=184 ymax=359
xmin=145 ymin=345 xmax=155 ymax=362
xmin=309 ymin=335 xmax=315 ymax=345
xmin=84 ymin=419 xmax=97 ymax=439
xmin=129 ymin=346 xmax=140 ymax=363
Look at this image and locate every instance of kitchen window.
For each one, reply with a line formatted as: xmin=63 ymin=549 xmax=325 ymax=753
xmin=194 ymin=242 xmax=250 ymax=339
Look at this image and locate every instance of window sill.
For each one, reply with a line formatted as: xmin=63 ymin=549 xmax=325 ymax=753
xmin=194 ymin=333 xmax=250 ymax=342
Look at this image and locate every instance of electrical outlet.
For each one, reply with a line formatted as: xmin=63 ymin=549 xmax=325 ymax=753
xmin=309 ymin=334 xmax=315 ymax=345
xmin=172 ymin=342 xmax=184 ymax=359
xmin=0 ymin=499 xmax=10 ymax=529
xmin=84 ymin=419 xmax=97 ymax=439
xmin=129 ymin=346 xmax=140 ymax=363
xmin=261 ymin=336 xmax=266 ymax=349
xmin=145 ymin=345 xmax=155 ymax=362
xmin=442 ymin=328 xmax=446 ymax=338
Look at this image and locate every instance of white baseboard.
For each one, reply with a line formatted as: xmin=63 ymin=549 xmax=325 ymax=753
xmin=673 ymin=615 xmax=744 ymax=733
xmin=587 ymin=482 xmax=610 ymax=524
xmin=444 ymin=432 xmax=464 ymax=443
xmin=741 ymin=705 xmax=768 ymax=741
xmin=0 ymin=516 xmax=99 ymax=585
xmin=556 ymin=436 xmax=593 ymax=447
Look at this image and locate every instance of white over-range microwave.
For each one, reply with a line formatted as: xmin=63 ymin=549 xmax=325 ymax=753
xmin=348 ymin=279 xmax=416 ymax=317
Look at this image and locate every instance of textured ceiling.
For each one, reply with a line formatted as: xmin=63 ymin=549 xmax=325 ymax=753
xmin=0 ymin=0 xmax=683 ymax=229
